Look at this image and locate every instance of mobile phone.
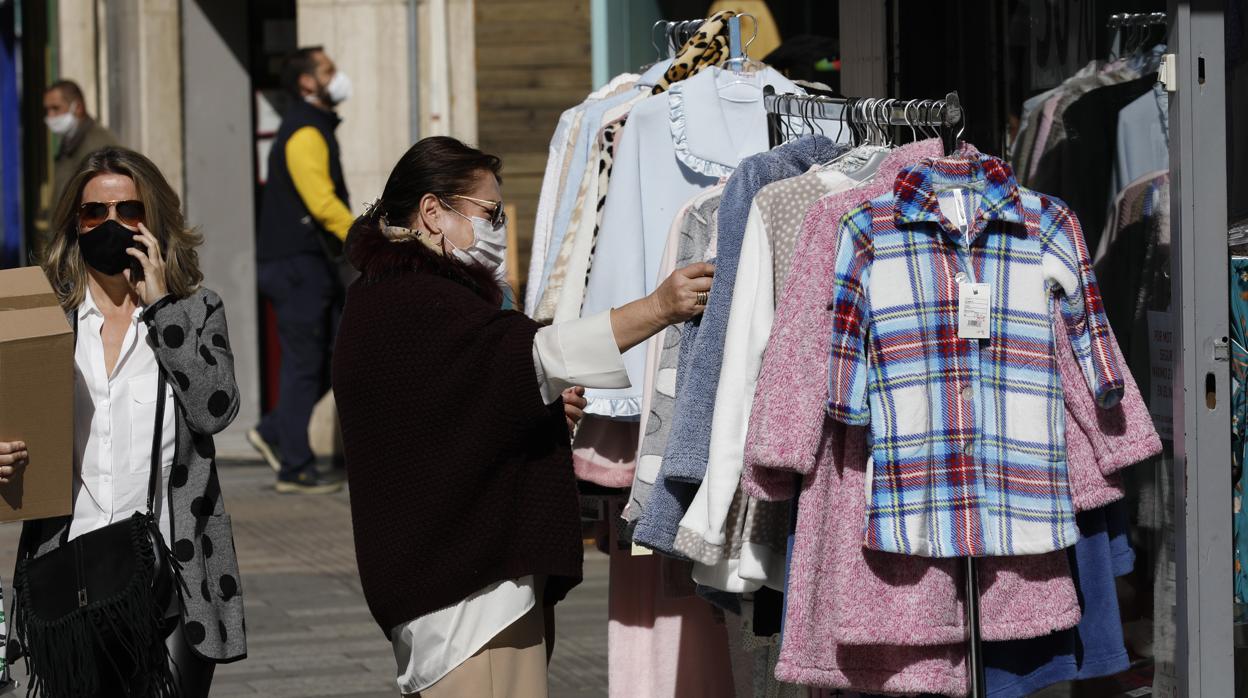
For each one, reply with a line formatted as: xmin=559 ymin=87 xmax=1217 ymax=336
xmin=129 ymin=243 xmax=145 ymax=281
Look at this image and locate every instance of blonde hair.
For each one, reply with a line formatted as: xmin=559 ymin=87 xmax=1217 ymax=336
xmin=41 ymin=147 xmax=204 ymax=311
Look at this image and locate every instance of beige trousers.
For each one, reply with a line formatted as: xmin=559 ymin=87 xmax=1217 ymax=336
xmin=411 ymin=602 xmax=549 ymax=698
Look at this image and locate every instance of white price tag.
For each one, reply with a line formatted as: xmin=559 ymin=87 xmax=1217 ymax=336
xmin=958 ymin=283 xmax=991 ymax=339
xmin=630 ymin=542 xmax=653 ymax=556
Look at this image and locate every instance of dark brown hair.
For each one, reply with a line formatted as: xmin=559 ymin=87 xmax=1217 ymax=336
xmin=281 ymin=46 xmax=324 ymax=95
xmin=346 ymin=136 xmax=504 ymax=306
xmin=42 ymin=147 xmax=203 ymax=310
xmin=46 ymin=79 xmax=85 ymax=106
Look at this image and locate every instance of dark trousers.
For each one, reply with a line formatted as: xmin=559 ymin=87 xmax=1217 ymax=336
xmin=257 ymin=253 xmax=343 ymax=477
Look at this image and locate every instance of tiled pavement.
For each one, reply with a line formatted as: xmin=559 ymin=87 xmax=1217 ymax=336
xmin=0 ymin=463 xmax=610 ymax=698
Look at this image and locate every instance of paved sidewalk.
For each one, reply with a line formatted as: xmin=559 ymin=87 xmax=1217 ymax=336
xmin=0 ymin=463 xmax=610 ymax=697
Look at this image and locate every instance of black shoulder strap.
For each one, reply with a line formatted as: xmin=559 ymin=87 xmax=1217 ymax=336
xmin=147 ymin=371 xmax=168 ymax=514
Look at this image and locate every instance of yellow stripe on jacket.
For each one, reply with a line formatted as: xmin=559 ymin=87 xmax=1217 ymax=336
xmin=286 ymin=126 xmax=353 ymax=242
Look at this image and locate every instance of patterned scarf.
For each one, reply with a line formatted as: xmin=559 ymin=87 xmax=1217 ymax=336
xmin=651 ymin=10 xmax=736 ymax=95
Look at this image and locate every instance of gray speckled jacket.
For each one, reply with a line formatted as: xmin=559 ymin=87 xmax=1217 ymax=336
xmin=19 ymin=288 xmax=247 ymax=663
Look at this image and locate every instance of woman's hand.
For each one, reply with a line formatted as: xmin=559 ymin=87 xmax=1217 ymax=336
xmin=609 ymin=263 xmax=716 ymax=354
xmin=649 ymin=262 xmax=715 ymax=326
xmin=562 ymin=386 xmax=587 ymax=433
xmin=125 ymin=223 xmax=169 ymax=307
xmin=0 ymin=441 xmax=28 ymax=485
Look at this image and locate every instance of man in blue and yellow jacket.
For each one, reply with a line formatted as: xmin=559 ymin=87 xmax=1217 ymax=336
xmin=251 ymin=46 xmax=353 ymax=494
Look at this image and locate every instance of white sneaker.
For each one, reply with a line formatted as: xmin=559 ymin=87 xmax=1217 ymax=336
xmin=247 ymin=428 xmax=282 ymax=473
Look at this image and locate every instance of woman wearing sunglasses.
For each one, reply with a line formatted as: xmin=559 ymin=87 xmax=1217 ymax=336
xmin=332 ymin=136 xmax=713 ymax=697
xmin=3 ymin=146 xmax=245 ymax=697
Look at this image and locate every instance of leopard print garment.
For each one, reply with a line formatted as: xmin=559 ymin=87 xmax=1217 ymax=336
xmin=651 ymin=10 xmax=737 ymax=95
xmin=578 ymin=117 xmax=626 ymax=315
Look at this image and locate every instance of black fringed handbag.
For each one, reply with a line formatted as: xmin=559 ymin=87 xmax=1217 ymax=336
xmin=12 ymin=371 xmax=185 ymax=698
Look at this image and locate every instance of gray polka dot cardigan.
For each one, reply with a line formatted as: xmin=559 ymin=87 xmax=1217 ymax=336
xmin=19 ymin=288 xmax=247 ymax=663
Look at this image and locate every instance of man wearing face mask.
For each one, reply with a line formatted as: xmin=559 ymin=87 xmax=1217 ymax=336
xmin=41 ymin=80 xmax=117 ymax=255
xmin=252 ymin=46 xmax=353 ymax=494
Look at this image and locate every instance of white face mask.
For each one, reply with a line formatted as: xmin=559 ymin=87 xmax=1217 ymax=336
xmin=443 ymin=203 xmax=507 ymax=274
xmin=326 ymin=71 xmax=352 ymax=105
xmin=45 ymin=107 xmax=78 ymax=136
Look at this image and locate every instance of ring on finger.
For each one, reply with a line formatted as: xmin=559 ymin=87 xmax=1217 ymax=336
xmin=695 ymin=291 xmax=710 ymax=306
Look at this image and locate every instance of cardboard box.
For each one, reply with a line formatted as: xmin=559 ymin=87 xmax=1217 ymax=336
xmin=0 ymin=266 xmax=74 ymax=523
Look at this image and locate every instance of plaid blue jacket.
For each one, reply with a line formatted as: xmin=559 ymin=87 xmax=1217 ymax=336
xmin=826 ymin=154 xmax=1124 ymax=557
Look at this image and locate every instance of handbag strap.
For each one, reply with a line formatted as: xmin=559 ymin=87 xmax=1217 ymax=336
xmin=147 ymin=370 xmax=169 ymax=514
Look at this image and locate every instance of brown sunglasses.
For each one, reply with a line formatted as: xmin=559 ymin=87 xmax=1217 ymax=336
xmin=78 ymin=199 xmax=145 ymax=229
xmin=445 ymin=194 xmax=507 ymax=228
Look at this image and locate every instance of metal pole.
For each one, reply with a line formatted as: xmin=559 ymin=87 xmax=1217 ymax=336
xmin=965 ymin=557 xmax=985 ymax=698
xmin=1167 ymin=0 xmax=1235 ymax=695
xmin=407 ymin=0 xmax=419 ymax=144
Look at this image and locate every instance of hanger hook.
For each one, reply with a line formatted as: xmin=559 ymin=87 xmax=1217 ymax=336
xmin=881 ymin=99 xmax=893 ymax=146
xmin=851 ymin=99 xmax=862 ymax=145
xmin=904 ymin=100 xmax=918 ymax=143
xmin=834 ymin=98 xmax=845 ymax=144
xmin=651 ymin=21 xmax=666 ymax=59
xmin=854 ymin=99 xmax=864 ymax=146
xmin=803 ymin=96 xmax=813 ymax=139
xmin=865 ymin=99 xmax=877 ymax=144
xmin=868 ymin=99 xmax=878 ymax=145
xmin=882 ymin=99 xmax=893 ymax=145
xmin=782 ymin=94 xmax=794 ymax=144
xmin=873 ymin=98 xmax=883 ymax=143
xmin=739 ymin=13 xmax=760 ymax=56
xmin=878 ymin=99 xmax=889 ymax=144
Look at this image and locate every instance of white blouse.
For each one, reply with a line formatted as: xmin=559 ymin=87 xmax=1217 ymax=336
xmin=69 ymin=289 xmax=177 ymax=544
xmin=391 ymin=310 xmax=629 ymax=694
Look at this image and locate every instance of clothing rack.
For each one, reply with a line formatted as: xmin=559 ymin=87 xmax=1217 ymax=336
xmin=762 ymin=85 xmax=964 ymax=152
xmin=652 ymin=19 xmax=705 ymax=58
xmin=1106 ymin=11 xmax=1167 ymax=59
xmin=1107 ymin=11 xmax=1168 ymax=28
xmin=655 ymin=14 xmax=759 ymax=65
xmin=762 ymin=85 xmax=985 ymax=697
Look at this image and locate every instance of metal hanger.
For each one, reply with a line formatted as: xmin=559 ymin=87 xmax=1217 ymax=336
xmin=780 ymin=93 xmax=796 ymax=144
xmin=717 ymin=14 xmax=766 ymax=103
xmin=908 ymin=100 xmax=928 ymax=144
xmin=834 ymin=97 xmax=848 ymax=144
xmin=723 ymin=14 xmax=764 ymax=73
xmin=651 ymin=21 xmax=668 ymax=59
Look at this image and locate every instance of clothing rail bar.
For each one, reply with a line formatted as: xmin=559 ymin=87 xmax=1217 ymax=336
xmin=762 ymin=85 xmax=961 ymax=129
xmin=651 ymin=19 xmax=704 ymax=57
xmin=1107 ymin=12 xmax=1167 ymax=28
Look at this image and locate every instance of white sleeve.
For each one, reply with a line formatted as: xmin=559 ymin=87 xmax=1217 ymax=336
xmin=532 ymin=310 xmax=631 ymax=405
xmin=678 ymin=203 xmax=774 ymax=546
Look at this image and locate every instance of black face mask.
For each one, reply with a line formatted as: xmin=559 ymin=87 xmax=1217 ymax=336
xmin=77 ymin=219 xmax=139 ymax=276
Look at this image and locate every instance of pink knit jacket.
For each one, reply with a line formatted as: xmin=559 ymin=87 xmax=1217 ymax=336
xmin=740 ymin=142 xmax=1162 ymax=695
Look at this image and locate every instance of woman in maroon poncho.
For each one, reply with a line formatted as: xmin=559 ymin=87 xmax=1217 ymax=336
xmin=332 ymin=136 xmax=713 ymax=697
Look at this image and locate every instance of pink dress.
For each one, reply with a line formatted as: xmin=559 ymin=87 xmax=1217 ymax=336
xmin=607 ymin=502 xmax=736 ymax=698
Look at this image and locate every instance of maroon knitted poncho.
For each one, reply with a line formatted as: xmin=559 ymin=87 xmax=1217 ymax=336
xmin=333 ymin=270 xmax=583 ymax=634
